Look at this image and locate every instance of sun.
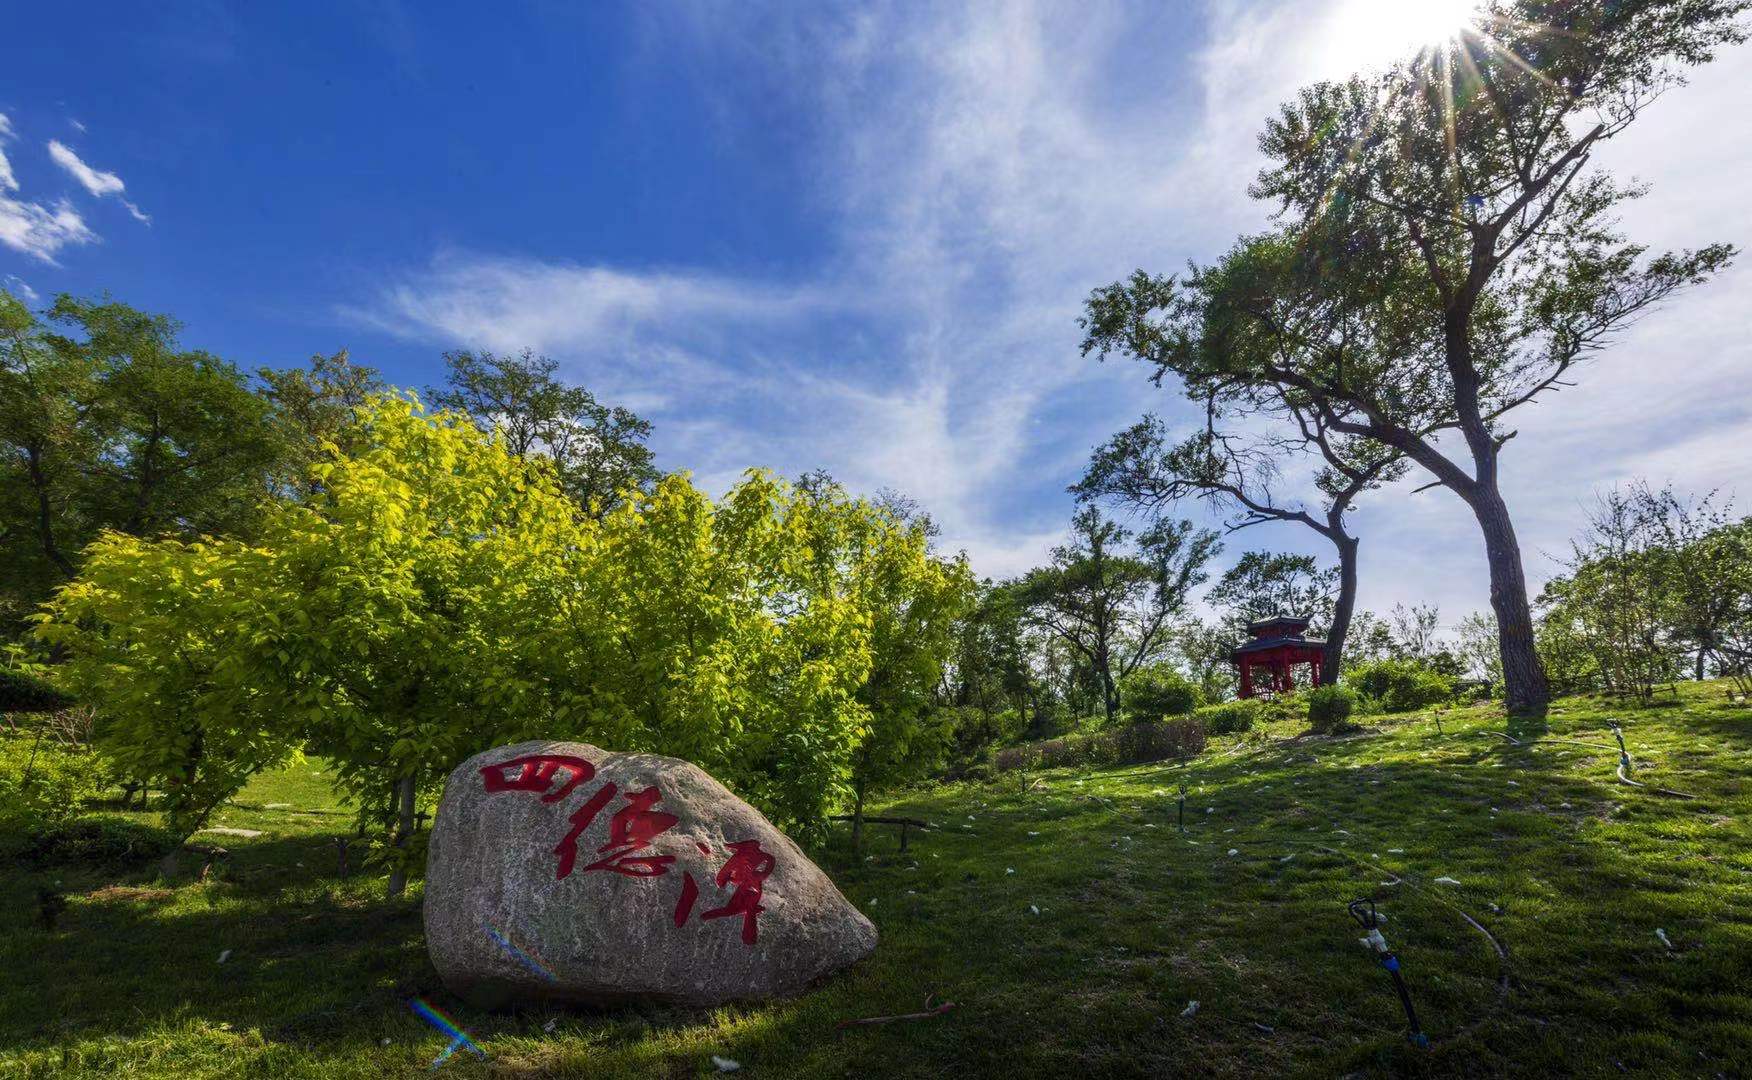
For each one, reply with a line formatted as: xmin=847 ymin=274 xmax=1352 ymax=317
xmin=1325 ymin=0 xmax=1482 ymax=73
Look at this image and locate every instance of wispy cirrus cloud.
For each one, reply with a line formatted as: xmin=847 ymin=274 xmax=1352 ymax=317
xmin=0 ymin=113 xmax=17 ymax=192
xmin=353 ymin=251 xmax=835 ymax=356
xmin=3 ymin=273 xmax=40 ymax=303
xmin=359 ymin=1 xmax=1752 ymax=611
xmin=47 ymin=139 xmax=150 ymax=223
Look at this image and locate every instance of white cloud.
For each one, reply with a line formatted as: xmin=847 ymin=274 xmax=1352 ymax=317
xmin=47 ymin=138 xmax=150 ymax=223
xmin=0 ymin=195 xmax=95 ymax=264
xmin=3 ymin=274 xmax=40 ymax=303
xmin=0 ymin=117 xmax=100 ymax=262
xmin=0 ymin=116 xmax=160 ymax=260
xmin=354 ymin=251 xmax=832 ymax=355
xmin=0 ymin=112 xmax=19 ymax=192
xmin=47 ymin=139 xmax=124 ymax=197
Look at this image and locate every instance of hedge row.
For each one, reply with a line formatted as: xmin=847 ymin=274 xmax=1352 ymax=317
xmin=0 ymin=666 xmax=77 ymax=714
xmin=992 ymin=716 xmax=1207 ymax=772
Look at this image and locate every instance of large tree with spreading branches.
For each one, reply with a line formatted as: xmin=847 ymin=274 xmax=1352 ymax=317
xmin=1076 ymin=403 xmax=1404 ymax=683
xmin=1082 ymin=0 xmax=1745 ymax=713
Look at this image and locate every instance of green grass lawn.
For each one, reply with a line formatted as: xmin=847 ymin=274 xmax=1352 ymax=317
xmin=6 ymin=683 xmax=1751 ymax=1078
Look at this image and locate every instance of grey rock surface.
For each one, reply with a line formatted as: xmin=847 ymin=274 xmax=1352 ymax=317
xmin=424 ymin=740 xmax=876 ymax=1008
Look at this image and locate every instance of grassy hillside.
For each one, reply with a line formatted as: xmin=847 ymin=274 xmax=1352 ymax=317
xmin=5 ymin=683 xmax=1750 ymax=1078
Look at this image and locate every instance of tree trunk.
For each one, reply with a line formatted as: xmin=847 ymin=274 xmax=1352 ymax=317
xmin=1323 ymin=533 xmax=1360 ymax=685
xmin=1470 ymin=485 xmax=1550 ymax=715
xmin=1093 ymin=630 xmax=1117 ymax=726
xmin=1695 ymin=647 xmax=1708 ymax=682
xmin=25 ymin=446 xmax=73 ymax=577
xmin=850 ymin=778 xmax=866 ymax=854
xmin=386 ymin=772 xmax=418 ymax=900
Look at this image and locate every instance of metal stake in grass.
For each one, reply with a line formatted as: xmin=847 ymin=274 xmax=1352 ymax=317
xmin=1347 ymin=897 xmax=1429 ymax=1049
xmin=1177 ymin=782 xmax=1187 ymax=833
xmin=1611 ymin=723 xmax=1631 ymax=776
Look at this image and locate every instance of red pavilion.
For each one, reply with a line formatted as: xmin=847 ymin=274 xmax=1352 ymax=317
xmin=1231 ymin=616 xmax=1326 ymax=698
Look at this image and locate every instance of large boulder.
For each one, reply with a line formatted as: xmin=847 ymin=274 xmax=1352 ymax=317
xmin=424 ymin=740 xmax=876 ymax=1008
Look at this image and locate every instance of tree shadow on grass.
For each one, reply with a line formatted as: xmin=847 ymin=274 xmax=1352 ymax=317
xmin=3 ymin=834 xmax=432 ymax=1051
xmin=3 ymin=830 xmax=825 ymax=1069
xmin=7 ymin=728 xmax=1750 ymax=1079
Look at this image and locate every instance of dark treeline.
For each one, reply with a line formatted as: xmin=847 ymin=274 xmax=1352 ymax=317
xmin=0 ymin=290 xmax=658 ymax=634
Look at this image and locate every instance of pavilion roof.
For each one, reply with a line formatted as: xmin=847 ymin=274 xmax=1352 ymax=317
xmin=1230 ymin=634 xmax=1327 ymax=659
xmin=1245 ymin=615 xmax=1312 ymax=635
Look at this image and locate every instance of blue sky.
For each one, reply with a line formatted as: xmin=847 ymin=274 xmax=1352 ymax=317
xmin=4 ymin=1 xmax=1748 ymax=629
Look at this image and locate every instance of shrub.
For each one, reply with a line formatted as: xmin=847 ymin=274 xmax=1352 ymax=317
xmin=1035 ymin=738 xmax=1090 ymax=770
xmin=1118 ymin=665 xmax=1204 ymax=721
xmin=20 ymin=816 xmax=178 ymax=867
xmin=1258 ymin=690 xmax=1308 ymax=723
xmin=1103 ymin=717 xmax=1208 ymax=764
xmin=0 ymin=737 xmax=101 ymax=846
xmin=0 ymin=666 xmax=76 ymax=714
xmin=990 ymin=717 xmax=1206 ymax=773
xmin=1346 ymin=660 xmax=1456 ymax=713
xmin=1307 ymin=685 xmax=1357 ymax=733
xmin=960 ymin=762 xmax=994 ymax=784
xmin=1196 ymin=699 xmax=1261 ymax=735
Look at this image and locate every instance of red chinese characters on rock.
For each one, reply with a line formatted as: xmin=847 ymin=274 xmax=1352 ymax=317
xmin=478 ymin=753 xmax=778 ymax=945
xmin=577 ymin=787 xmax=679 ymax=878
xmin=480 ymin=753 xmax=594 ymax=803
xmin=700 ymin=840 xmax=777 ymax=945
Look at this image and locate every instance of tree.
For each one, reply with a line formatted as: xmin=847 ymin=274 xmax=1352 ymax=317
xmin=1455 ymin=611 xmax=1504 ymax=686
xmin=1077 ymin=411 xmax=1403 ymax=682
xmin=2 ymin=290 xmax=282 ymax=629
xmin=43 ymin=395 xmax=587 ymax=893
xmin=1630 ymin=484 xmax=1742 ymax=679
xmin=257 ymin=348 xmax=384 ymax=494
xmin=1388 ymin=603 xmax=1442 ymax=662
xmin=261 ymin=395 xmax=600 ymax=895
xmin=792 ymin=475 xmax=973 ymax=849
xmin=1342 ymin=609 xmax=1399 ymax=669
xmin=946 ymin=581 xmax=1039 ymax=755
xmin=1698 ymin=521 xmax=1752 ymax=696
xmin=428 ymin=348 xmax=658 ymax=516
xmin=788 ymin=469 xmax=973 ymax=845
xmin=1165 ymin=616 xmax=1237 ymax=702
xmin=1539 ymin=487 xmax=1687 ymax=700
xmin=49 ymin=295 xmax=282 ymax=541
xmin=38 ymin=398 xmax=944 ymax=888
xmin=36 ymin=534 xmax=298 ymax=844
xmin=1016 ymin=507 xmax=1219 ymax=726
xmin=1082 ymin=1 xmax=1745 ymax=713
xmin=1 ymin=288 xmax=92 ymax=613
xmin=1206 ymin=551 xmax=1339 ymax=643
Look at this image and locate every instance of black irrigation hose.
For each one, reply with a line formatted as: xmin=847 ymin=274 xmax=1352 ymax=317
xmin=1302 ymin=844 xmax=1512 ymax=1048
xmin=1348 ymin=897 xmax=1430 ymax=1048
xmin=1473 ymin=727 xmax=1704 ymax=800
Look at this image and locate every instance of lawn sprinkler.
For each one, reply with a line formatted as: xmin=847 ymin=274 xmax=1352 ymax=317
xmin=1177 ymin=782 xmax=1187 ymax=833
xmin=1611 ymin=723 xmax=1632 ymax=776
xmin=1347 ymin=897 xmax=1429 ymax=1049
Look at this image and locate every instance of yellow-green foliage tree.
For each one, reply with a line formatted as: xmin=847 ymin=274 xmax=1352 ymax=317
xmin=795 ymin=481 xmax=975 ymax=850
xmin=40 ymin=394 xmax=969 ymax=888
xmin=37 ymin=535 xmax=297 ymax=841
xmin=250 ymin=395 xmax=585 ymax=894
xmin=536 ymin=469 xmax=969 ymax=838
